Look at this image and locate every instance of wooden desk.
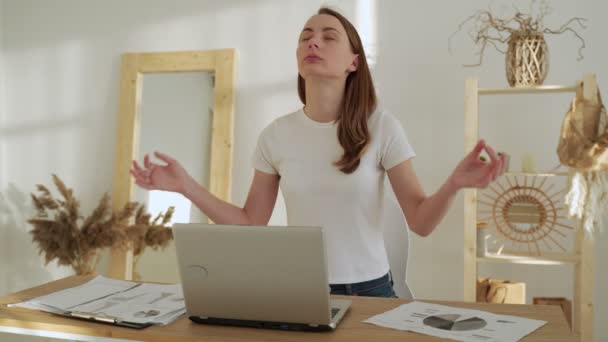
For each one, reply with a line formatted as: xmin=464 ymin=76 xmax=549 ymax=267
xmin=0 ymin=276 xmax=575 ymax=342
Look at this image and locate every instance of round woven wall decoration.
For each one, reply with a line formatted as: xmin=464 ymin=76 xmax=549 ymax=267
xmin=478 ymin=175 xmax=575 ymax=256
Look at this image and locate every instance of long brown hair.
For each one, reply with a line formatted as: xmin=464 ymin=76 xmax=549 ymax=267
xmin=297 ymin=7 xmax=377 ymax=174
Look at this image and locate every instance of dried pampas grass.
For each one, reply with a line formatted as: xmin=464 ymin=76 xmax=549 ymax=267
xmin=127 ymin=205 xmax=175 ymax=280
xmin=28 ymin=174 xmax=174 ymax=276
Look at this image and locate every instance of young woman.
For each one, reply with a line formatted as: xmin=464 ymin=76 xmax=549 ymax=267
xmin=131 ymin=7 xmax=507 ymax=298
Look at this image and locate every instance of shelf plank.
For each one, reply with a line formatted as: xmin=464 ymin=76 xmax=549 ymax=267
xmin=477 ymin=252 xmax=579 ymax=265
xmin=504 ymin=171 xmax=569 ymax=177
xmin=478 ymin=85 xmax=578 ymax=95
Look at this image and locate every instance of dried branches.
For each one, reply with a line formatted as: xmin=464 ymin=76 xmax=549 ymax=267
xmin=29 ymin=174 xmax=174 ymax=275
xmin=449 ymin=0 xmax=587 ymax=67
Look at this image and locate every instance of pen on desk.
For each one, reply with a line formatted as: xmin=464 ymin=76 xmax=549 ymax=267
xmin=70 ymin=311 xmax=118 ymax=324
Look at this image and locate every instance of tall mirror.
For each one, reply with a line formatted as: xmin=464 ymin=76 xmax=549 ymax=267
xmin=134 ymin=71 xmax=212 ymax=283
xmin=108 ymin=49 xmax=236 ymax=281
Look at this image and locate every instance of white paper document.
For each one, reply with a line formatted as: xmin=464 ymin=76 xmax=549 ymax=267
xmin=10 ymin=276 xmax=186 ymax=326
xmin=363 ymin=301 xmax=547 ymax=342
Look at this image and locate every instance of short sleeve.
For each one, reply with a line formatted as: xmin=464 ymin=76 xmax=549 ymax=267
xmin=251 ymin=123 xmax=279 ymax=175
xmin=379 ymin=112 xmax=416 ymax=170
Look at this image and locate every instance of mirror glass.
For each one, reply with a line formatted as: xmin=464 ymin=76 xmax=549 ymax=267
xmin=134 ymin=71 xmax=213 ymax=283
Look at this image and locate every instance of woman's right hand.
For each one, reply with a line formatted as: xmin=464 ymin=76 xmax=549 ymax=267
xmin=130 ymin=151 xmax=192 ymax=194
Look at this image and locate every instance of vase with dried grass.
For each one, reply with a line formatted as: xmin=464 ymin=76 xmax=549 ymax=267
xmin=449 ymin=0 xmax=587 ymax=87
xmin=28 ymin=174 xmax=175 ymax=277
xmin=28 ymin=174 xmax=137 ymax=275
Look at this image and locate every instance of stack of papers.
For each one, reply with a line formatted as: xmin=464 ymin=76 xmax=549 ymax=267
xmin=10 ymin=276 xmax=186 ymax=327
xmin=364 ymin=301 xmax=547 ymax=342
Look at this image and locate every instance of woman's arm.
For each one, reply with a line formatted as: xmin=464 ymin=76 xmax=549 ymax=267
xmin=387 ymin=140 xmax=506 ymax=237
xmin=183 ymin=170 xmax=280 ymax=225
xmin=133 ymin=152 xmax=280 ymax=225
xmin=387 ymin=160 xmax=457 ymax=236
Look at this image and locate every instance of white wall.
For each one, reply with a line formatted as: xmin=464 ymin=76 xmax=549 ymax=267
xmin=0 ymin=0 xmax=3 ymax=185
xmin=1 ymin=1 xmax=65 ymax=341
xmin=0 ymin=0 xmax=605 ymax=341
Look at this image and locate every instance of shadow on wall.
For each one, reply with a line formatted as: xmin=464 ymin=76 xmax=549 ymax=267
xmin=2 ymin=0 xmax=268 ymax=51
xmin=0 ymin=184 xmax=53 ymax=296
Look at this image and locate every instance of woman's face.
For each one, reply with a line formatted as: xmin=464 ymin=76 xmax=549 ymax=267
xmin=296 ymin=14 xmax=358 ymax=81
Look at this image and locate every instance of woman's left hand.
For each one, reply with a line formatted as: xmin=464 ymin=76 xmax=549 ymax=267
xmin=448 ymin=139 xmax=509 ymax=191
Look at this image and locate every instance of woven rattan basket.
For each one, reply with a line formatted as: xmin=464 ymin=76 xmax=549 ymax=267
xmin=506 ymin=32 xmax=549 ymax=87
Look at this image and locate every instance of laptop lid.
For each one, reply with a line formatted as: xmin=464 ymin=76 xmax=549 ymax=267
xmin=172 ymin=224 xmax=334 ymax=326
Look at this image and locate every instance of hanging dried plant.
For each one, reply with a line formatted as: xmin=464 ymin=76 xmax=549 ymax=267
xmin=449 ymin=1 xmax=587 ymax=86
xmin=28 ymin=174 xmax=174 ymax=276
xmin=450 ymin=0 xmax=587 ymax=66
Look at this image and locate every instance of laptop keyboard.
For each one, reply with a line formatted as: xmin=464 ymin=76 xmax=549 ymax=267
xmin=331 ymin=308 xmax=340 ymax=318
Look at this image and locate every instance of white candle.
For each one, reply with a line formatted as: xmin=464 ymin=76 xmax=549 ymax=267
xmin=522 ymin=153 xmax=536 ymax=173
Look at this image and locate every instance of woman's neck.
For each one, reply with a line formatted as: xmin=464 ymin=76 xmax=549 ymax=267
xmin=303 ymin=77 xmax=344 ymax=123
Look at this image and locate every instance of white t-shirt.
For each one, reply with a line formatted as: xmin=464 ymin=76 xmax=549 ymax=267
xmin=252 ymin=107 xmax=416 ymax=284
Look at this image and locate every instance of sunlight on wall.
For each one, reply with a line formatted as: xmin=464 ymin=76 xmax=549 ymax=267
xmin=354 ymin=0 xmax=377 ymax=67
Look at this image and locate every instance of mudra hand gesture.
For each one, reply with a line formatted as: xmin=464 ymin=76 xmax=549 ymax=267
xmin=449 ymin=139 xmax=509 ymax=190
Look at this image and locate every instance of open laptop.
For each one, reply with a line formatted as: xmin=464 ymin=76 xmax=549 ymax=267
xmin=172 ymin=223 xmax=351 ymax=331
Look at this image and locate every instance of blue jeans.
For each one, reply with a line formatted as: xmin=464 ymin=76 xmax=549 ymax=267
xmin=330 ymin=272 xmax=398 ymax=298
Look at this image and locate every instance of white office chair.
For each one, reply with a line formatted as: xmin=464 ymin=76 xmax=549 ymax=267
xmin=383 ymin=194 xmax=414 ymax=299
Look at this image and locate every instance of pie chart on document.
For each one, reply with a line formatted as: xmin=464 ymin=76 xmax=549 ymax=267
xmin=423 ymin=314 xmax=487 ymax=331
